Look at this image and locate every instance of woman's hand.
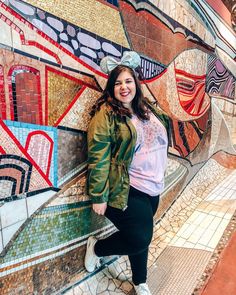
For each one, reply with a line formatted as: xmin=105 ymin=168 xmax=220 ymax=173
xmin=92 ymin=202 xmax=107 ymax=215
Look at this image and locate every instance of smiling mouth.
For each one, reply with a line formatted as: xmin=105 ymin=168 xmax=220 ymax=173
xmin=120 ymin=92 xmax=130 ymax=97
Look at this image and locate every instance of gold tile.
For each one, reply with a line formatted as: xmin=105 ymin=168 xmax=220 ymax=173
xmin=25 ymin=0 xmax=129 ymax=47
xmin=47 ymin=71 xmax=82 ymax=126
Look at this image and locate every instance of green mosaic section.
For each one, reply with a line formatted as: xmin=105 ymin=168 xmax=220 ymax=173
xmin=1 ymin=202 xmax=110 ymax=264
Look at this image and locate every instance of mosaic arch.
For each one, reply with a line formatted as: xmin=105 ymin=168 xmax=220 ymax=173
xmin=8 ymin=65 xmax=43 ymax=124
xmin=0 ymin=0 xmax=235 ymax=294
xmin=0 ymin=154 xmax=32 ymax=198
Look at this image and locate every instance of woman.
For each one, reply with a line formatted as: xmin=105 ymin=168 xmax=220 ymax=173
xmin=85 ymin=51 xmax=169 ymax=295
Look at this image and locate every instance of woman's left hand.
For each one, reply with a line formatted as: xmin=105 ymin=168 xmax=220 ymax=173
xmin=92 ymin=202 xmax=107 ymax=215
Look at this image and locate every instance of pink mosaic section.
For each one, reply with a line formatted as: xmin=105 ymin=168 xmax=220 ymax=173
xmin=0 ymin=119 xmax=52 ymax=190
xmin=0 ymin=167 xmax=23 ymax=195
xmin=0 ymin=65 xmax=6 ymax=120
xmin=25 ymin=131 xmax=53 ymax=177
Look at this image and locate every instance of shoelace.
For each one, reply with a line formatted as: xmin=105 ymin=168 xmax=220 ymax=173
xmin=95 ymin=258 xmax=101 ymax=269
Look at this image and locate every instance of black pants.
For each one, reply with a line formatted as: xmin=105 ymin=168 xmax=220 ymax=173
xmin=94 ymin=186 xmax=159 ymax=285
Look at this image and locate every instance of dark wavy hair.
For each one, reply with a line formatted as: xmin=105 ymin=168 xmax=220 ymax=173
xmin=90 ymin=65 xmax=149 ymax=121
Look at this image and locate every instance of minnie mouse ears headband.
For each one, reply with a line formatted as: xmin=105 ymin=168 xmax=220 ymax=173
xmin=100 ymin=51 xmax=141 ymax=74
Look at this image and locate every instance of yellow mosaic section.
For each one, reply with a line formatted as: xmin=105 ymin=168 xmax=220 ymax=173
xmin=48 ymin=71 xmax=82 ymax=126
xmin=26 ymin=0 xmax=129 ymax=47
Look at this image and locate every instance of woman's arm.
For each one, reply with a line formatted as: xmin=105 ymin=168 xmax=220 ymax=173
xmin=87 ymin=106 xmax=112 ymax=206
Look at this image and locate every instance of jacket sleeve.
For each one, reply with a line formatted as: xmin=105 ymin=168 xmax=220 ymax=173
xmin=87 ymin=107 xmax=111 ymax=204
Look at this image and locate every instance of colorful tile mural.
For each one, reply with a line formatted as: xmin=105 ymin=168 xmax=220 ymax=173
xmin=0 ymin=0 xmax=235 ymax=294
xmin=206 ymin=55 xmax=235 ymax=99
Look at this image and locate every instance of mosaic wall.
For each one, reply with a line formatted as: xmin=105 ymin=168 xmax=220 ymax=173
xmin=0 ymin=0 xmax=235 ymax=294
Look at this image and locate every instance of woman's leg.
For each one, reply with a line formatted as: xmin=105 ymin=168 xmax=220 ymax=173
xmin=129 ymin=193 xmax=159 ymax=285
xmin=95 ymin=187 xmax=154 ymax=256
xmin=94 ymin=187 xmax=159 ymax=285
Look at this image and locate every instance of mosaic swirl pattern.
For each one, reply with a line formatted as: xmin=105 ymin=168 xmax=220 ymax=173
xmin=206 ymin=55 xmax=236 ymax=99
xmin=175 ymin=69 xmax=208 ymax=116
xmin=174 ymin=49 xmax=210 ymax=118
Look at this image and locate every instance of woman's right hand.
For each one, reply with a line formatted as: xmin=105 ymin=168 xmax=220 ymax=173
xmin=92 ymin=202 xmax=107 ymax=215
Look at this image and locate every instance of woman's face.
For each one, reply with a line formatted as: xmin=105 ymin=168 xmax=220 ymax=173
xmin=114 ymin=70 xmax=136 ymax=109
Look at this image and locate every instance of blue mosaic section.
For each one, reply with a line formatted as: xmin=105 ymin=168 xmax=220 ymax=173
xmin=106 ymin=0 xmax=118 ymax=6
xmin=4 ymin=120 xmax=58 ymax=186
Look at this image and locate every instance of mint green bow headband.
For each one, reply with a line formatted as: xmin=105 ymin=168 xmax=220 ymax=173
xmin=100 ymin=51 xmax=141 ymax=74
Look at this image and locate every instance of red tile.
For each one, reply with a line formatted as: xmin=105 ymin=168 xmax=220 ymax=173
xmin=129 ymin=32 xmax=146 ymax=52
xmin=120 ymin=1 xmax=146 ymax=35
xmin=212 ymin=152 xmax=236 ymax=169
xmin=175 ymin=35 xmax=187 ymax=55
xmin=161 ymin=43 xmax=175 ymax=65
xmin=161 ymin=28 xmax=174 ymax=46
xmin=145 ymin=22 xmax=163 ymax=43
xmin=145 ymin=38 xmax=162 ymax=62
xmin=201 ymin=232 xmax=236 ymax=295
xmin=15 ymin=72 xmax=42 ymax=124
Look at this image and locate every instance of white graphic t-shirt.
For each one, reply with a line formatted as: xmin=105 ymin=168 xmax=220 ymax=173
xmin=129 ymin=112 xmax=168 ymax=196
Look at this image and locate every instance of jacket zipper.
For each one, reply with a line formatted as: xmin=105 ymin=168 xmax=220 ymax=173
xmin=121 ymin=117 xmax=137 ymax=211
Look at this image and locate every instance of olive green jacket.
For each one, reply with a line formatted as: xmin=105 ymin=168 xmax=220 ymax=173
xmin=87 ymin=102 xmax=170 ymax=210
